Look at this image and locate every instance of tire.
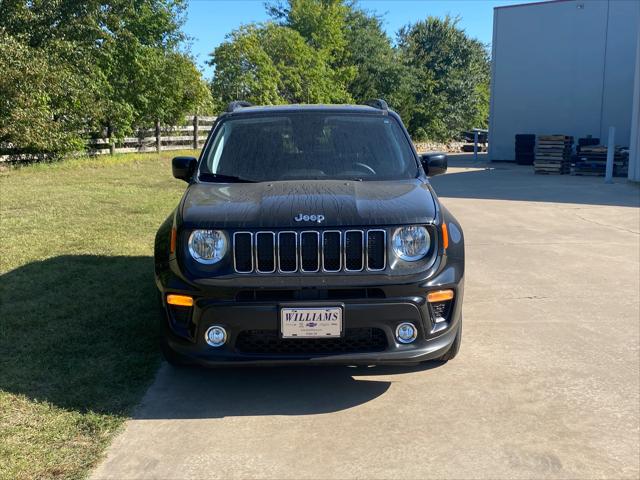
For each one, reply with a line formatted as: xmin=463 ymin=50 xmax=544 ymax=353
xmin=437 ymin=318 xmax=462 ymax=362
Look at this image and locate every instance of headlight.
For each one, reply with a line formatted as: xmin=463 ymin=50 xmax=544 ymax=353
xmin=392 ymin=226 xmax=431 ymax=261
xmin=188 ymin=229 xmax=227 ymax=264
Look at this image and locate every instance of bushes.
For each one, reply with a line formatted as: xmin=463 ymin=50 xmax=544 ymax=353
xmin=0 ymin=32 xmax=94 ymax=158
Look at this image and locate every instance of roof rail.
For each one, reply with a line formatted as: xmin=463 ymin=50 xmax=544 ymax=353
xmin=226 ymin=100 xmax=253 ymax=113
xmin=365 ymin=99 xmax=388 ymax=111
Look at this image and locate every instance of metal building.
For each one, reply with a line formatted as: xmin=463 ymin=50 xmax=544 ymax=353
xmin=488 ymin=0 xmax=640 ymax=181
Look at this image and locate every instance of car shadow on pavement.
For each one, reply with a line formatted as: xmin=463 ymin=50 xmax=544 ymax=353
xmin=133 ymin=362 xmax=441 ymax=420
xmin=0 ymin=255 xmax=442 ymax=418
xmin=432 ymin=156 xmax=640 ymax=208
xmin=0 ymin=255 xmax=163 ymax=415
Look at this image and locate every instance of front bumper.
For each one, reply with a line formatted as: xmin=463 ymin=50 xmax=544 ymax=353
xmin=160 ymin=271 xmax=464 ymax=366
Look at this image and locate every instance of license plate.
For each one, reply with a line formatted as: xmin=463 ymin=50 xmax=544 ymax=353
xmin=280 ymin=306 xmax=342 ymax=338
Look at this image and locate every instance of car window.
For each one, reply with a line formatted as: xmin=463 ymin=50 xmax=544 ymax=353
xmin=200 ymin=113 xmax=418 ymax=182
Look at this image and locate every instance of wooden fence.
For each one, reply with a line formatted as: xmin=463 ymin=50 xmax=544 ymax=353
xmin=88 ymin=115 xmax=217 ymax=155
xmin=0 ymin=115 xmax=217 ymax=162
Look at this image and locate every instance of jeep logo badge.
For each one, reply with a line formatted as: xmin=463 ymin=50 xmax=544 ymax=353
xmin=294 ymin=213 xmax=325 ymax=223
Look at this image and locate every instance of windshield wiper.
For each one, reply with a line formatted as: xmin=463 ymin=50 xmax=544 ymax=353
xmin=199 ymin=172 xmax=256 ymax=183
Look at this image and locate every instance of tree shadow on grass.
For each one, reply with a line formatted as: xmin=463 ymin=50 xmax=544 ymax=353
xmin=0 ymin=255 xmax=439 ymax=418
xmin=0 ymin=255 xmax=163 ymax=415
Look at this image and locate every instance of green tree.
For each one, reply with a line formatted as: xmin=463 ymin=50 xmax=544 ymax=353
xmin=0 ymin=0 xmax=212 ymax=157
xmin=0 ymin=30 xmax=100 ymax=157
xmin=213 ymin=2 xmax=490 ymax=141
xmin=268 ymin=0 xmax=356 ymax=93
xmin=397 ymin=16 xmax=490 ymax=141
xmin=342 ymin=8 xmax=415 ymax=120
xmin=209 ymin=22 xmax=352 ymax=108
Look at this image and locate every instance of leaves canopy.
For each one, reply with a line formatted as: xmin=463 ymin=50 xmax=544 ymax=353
xmin=0 ymin=0 xmax=212 ymax=157
xmin=397 ymin=16 xmax=491 ymax=141
xmin=210 ymin=1 xmax=490 ymax=141
xmin=1 ymin=0 xmax=492 ymax=158
xmin=210 ymin=23 xmax=352 ymax=106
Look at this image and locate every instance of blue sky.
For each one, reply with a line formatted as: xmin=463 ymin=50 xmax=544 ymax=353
xmin=184 ymin=0 xmax=537 ymax=78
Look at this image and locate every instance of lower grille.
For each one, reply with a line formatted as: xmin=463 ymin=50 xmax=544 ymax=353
xmin=235 ymin=328 xmax=387 ymax=355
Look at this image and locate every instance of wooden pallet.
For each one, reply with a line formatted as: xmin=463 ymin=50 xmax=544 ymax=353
xmin=534 ymin=134 xmax=573 ymax=175
xmin=572 ymin=171 xmax=603 ymax=177
xmin=535 ymin=169 xmax=569 ymax=175
xmin=538 ymin=135 xmax=573 ymax=141
xmin=537 ymin=141 xmax=572 ymax=146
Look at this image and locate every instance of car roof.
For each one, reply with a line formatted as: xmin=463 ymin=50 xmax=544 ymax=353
xmin=223 ymin=104 xmax=388 ymax=116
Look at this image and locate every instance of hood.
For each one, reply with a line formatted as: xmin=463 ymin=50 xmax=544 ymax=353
xmin=180 ymin=179 xmax=437 ymax=229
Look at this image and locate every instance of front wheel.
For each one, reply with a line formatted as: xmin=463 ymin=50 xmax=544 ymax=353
xmin=437 ymin=318 xmax=462 ymax=362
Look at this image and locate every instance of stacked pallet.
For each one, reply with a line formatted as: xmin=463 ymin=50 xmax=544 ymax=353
xmin=576 ymin=136 xmax=599 ymax=155
xmin=515 ymin=134 xmax=535 ymax=165
xmin=534 ymin=135 xmax=573 ymax=174
xmin=572 ymin=145 xmax=629 ymax=177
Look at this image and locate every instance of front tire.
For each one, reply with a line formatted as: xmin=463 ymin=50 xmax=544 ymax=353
xmin=437 ymin=318 xmax=462 ymax=362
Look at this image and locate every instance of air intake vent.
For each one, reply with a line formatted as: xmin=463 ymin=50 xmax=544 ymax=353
xmin=277 ymin=232 xmax=297 ymax=272
xmin=366 ymin=230 xmax=386 ymax=271
xmin=322 ymin=231 xmax=341 ymax=272
xmin=235 ymin=328 xmax=387 ymax=355
xmin=345 ymin=231 xmax=364 ymax=271
xmin=256 ymin=232 xmax=275 ymax=272
xmin=233 ymin=232 xmax=253 ymax=273
xmin=300 ymin=231 xmax=320 ymax=272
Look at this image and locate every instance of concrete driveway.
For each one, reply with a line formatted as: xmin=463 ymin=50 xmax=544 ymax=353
xmin=92 ymin=156 xmax=640 ymax=479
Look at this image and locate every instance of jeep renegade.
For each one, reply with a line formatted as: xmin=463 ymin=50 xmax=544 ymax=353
xmin=154 ymin=100 xmax=464 ymax=366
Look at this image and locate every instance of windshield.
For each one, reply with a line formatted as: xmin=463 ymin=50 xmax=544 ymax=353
xmin=200 ymin=112 xmax=418 ymax=182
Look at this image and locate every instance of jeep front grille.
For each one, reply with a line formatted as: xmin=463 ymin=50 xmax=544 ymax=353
xmin=233 ymin=229 xmax=387 ymax=274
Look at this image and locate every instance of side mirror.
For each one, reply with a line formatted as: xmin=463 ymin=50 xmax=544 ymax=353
xmin=421 ymin=153 xmax=448 ymax=177
xmin=172 ymin=156 xmax=197 ymax=182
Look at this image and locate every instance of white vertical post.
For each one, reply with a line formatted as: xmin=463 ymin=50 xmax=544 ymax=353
xmin=155 ymin=120 xmax=161 ymax=153
xmin=605 ymin=126 xmax=615 ymax=183
xmin=473 ymin=130 xmax=479 ymax=162
xmin=192 ymin=115 xmax=199 ymax=150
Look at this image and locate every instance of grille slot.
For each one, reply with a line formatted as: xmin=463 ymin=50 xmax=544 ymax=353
xmin=322 ymin=231 xmax=341 ymax=272
xmin=345 ymin=230 xmax=364 ymax=271
xmin=300 ymin=231 xmax=320 ymax=272
xmin=366 ymin=230 xmax=386 ymax=271
xmin=277 ymin=232 xmax=297 ymax=272
xmin=256 ymin=232 xmax=276 ymax=273
xmin=233 ymin=232 xmax=253 ymax=273
xmin=233 ymin=228 xmax=386 ymax=274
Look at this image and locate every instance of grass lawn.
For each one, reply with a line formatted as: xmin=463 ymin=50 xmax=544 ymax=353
xmin=0 ymin=151 xmax=193 ymax=479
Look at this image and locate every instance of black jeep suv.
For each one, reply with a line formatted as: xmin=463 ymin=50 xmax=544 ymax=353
xmin=154 ymin=100 xmax=464 ymax=366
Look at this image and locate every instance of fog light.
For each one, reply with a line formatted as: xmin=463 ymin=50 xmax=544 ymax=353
xmin=396 ymin=322 xmax=417 ymax=344
xmin=205 ymin=326 xmax=227 ymax=347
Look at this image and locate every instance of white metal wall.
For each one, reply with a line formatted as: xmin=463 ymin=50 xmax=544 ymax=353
xmin=629 ymin=21 xmax=640 ymax=183
xmin=488 ymin=0 xmax=640 ymax=162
